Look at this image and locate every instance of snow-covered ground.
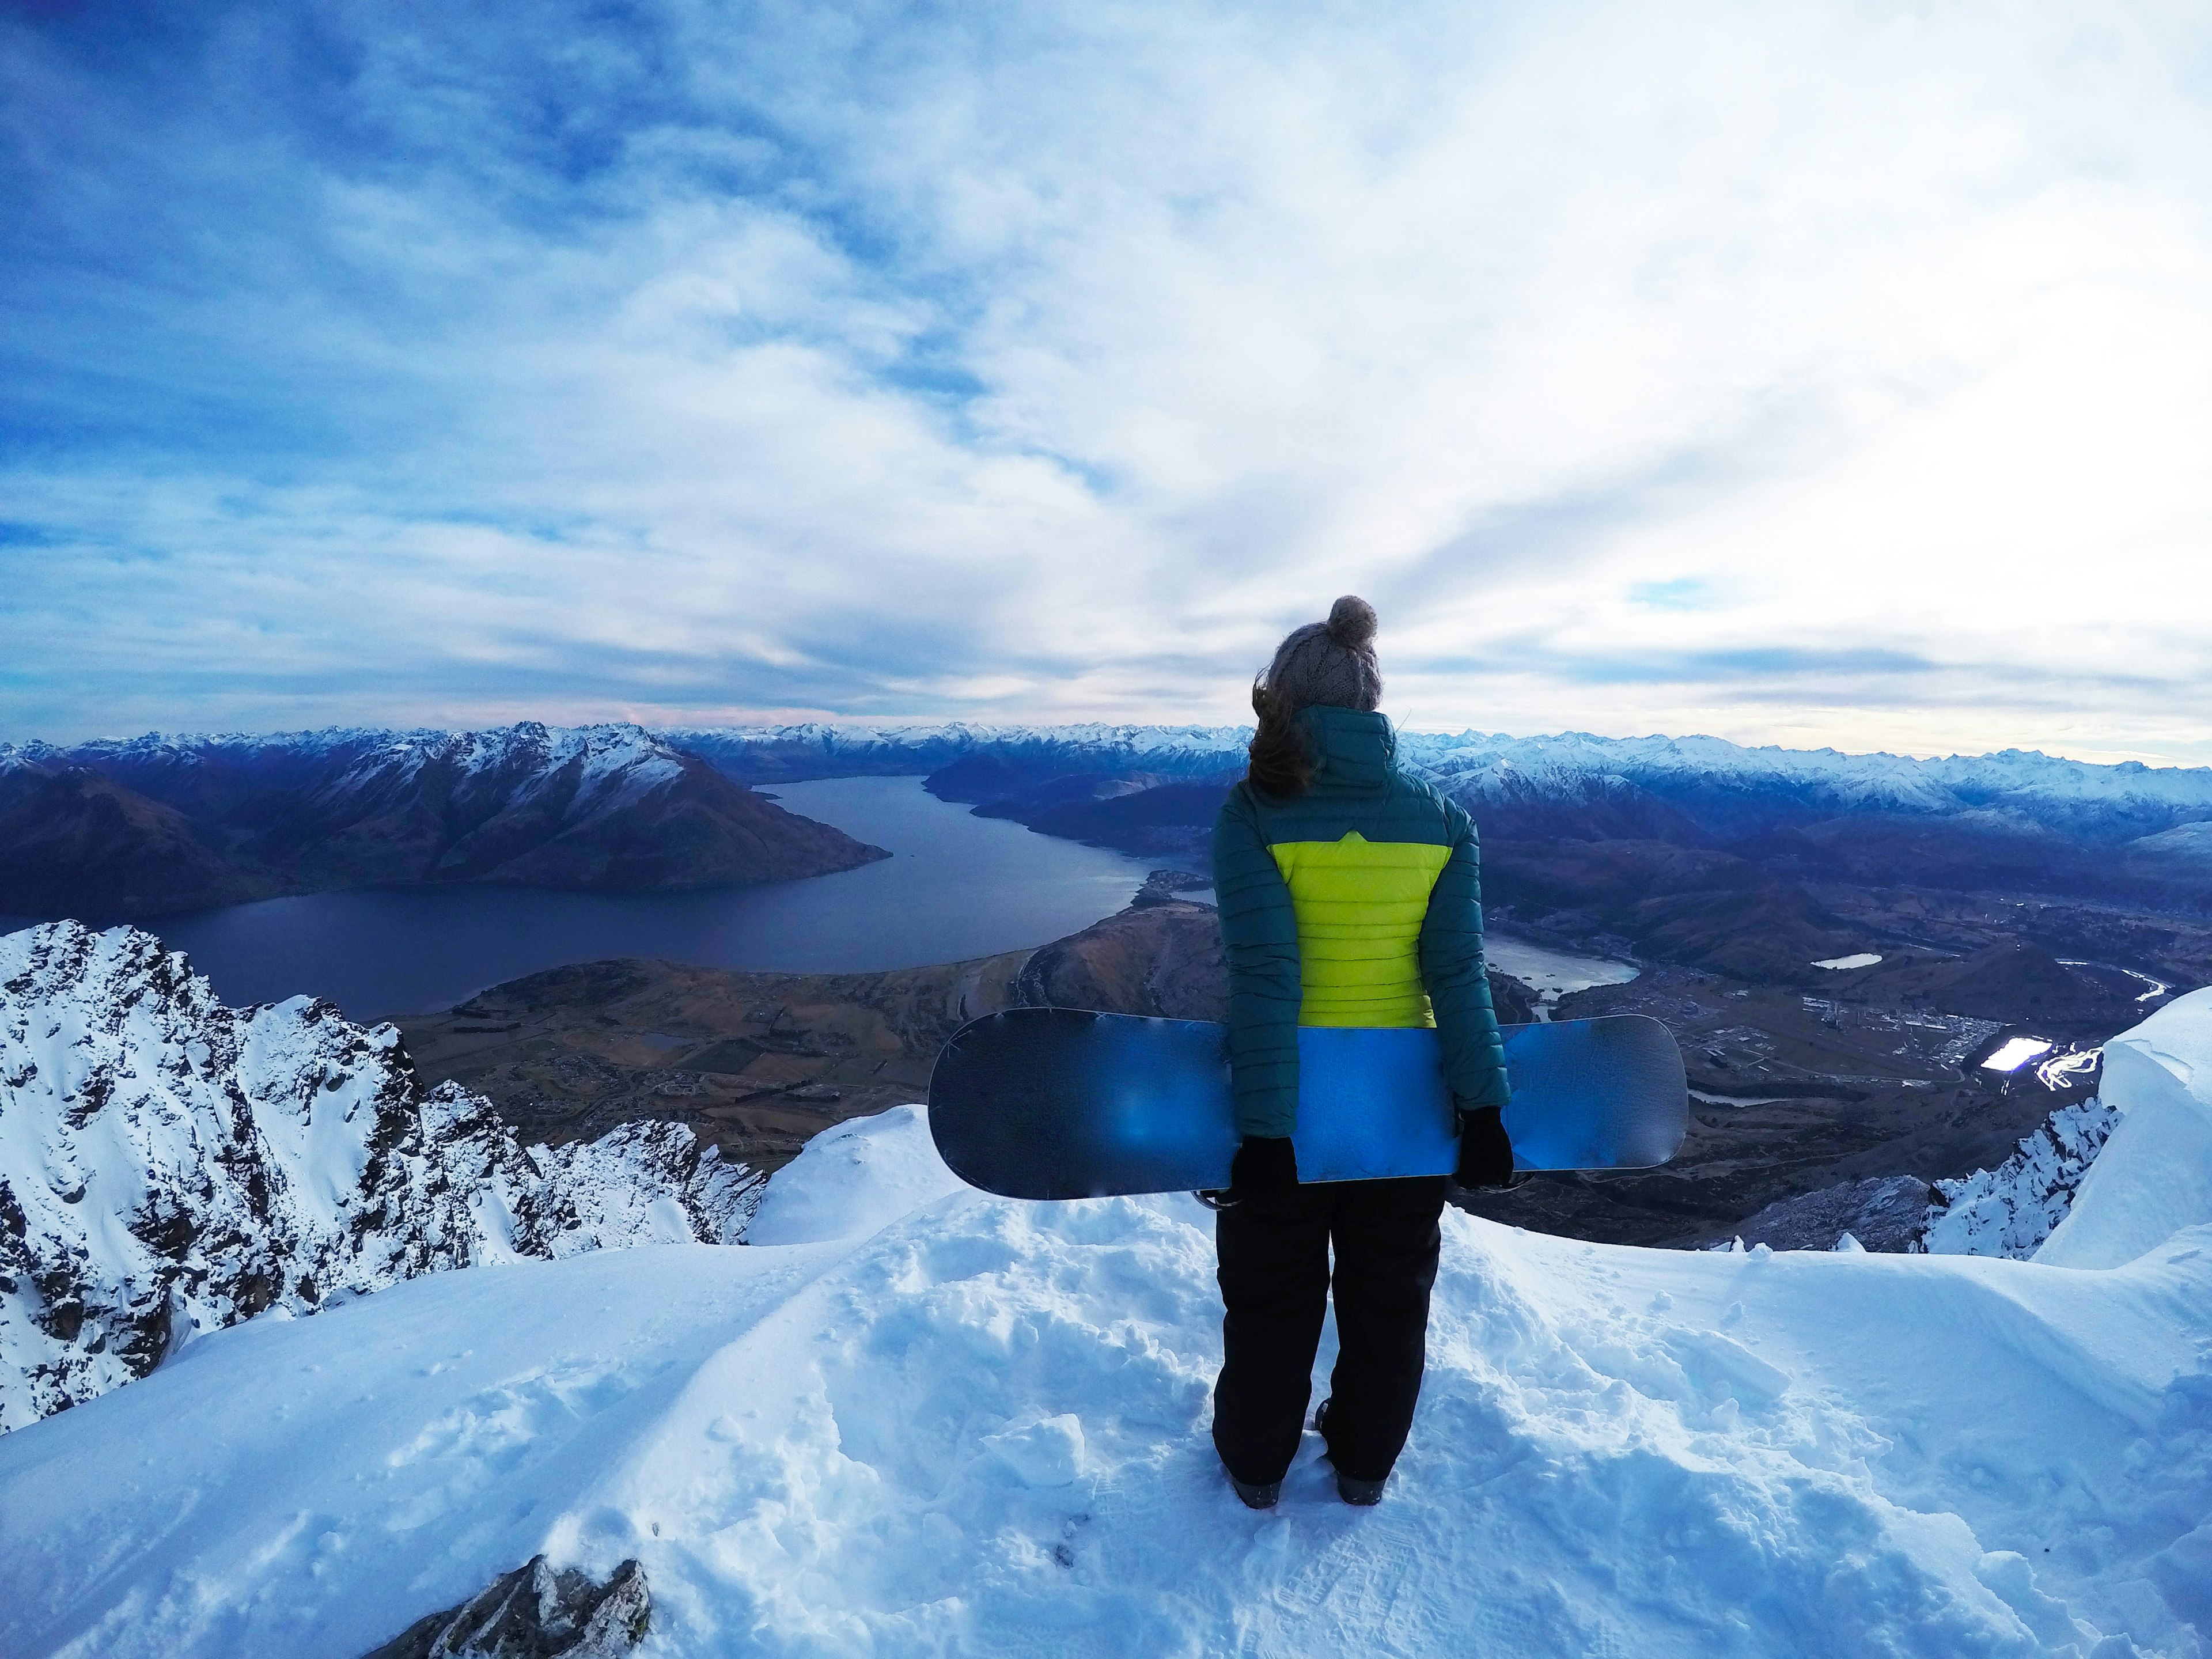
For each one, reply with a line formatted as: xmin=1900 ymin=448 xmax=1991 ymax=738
xmin=3 ymin=998 xmax=2209 ymax=1657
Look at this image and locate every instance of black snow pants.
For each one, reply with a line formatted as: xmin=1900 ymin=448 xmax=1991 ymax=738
xmin=1210 ymin=1175 xmax=1449 ymax=1487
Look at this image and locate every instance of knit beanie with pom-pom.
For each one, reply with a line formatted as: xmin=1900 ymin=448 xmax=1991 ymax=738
xmin=1260 ymin=596 xmax=1382 ymax=715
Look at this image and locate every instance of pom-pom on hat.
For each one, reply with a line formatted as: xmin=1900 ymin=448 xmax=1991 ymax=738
xmin=1261 ymin=595 xmax=1383 ymax=715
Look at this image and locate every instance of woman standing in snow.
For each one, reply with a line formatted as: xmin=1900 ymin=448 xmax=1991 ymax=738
xmin=1207 ymin=596 xmax=1518 ymax=1509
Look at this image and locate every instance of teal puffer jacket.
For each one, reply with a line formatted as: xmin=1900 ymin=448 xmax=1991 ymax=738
xmin=1211 ymin=706 xmax=1512 ymax=1138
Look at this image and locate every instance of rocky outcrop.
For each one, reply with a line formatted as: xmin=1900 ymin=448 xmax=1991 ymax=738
xmin=362 ymin=1557 xmax=649 ymax=1659
xmin=1711 ymin=1175 xmax=1938 ymax=1253
xmin=1700 ymin=1090 xmax=2126 ymax=1257
xmin=1915 ymin=1093 xmax=2122 ymax=1259
xmin=0 ymin=922 xmax=762 ymax=1432
xmin=1016 ymin=899 xmax=1229 ymax=1020
xmin=1130 ymin=868 xmax=1212 ymax=908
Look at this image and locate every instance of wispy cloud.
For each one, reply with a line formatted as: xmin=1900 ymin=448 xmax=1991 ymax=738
xmin=5 ymin=1 xmax=2211 ymax=764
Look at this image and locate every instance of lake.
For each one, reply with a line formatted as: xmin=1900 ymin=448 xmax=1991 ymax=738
xmin=1 ymin=774 xmax=1638 ymax=1020
xmin=6 ymin=778 xmax=1162 ymax=1018
xmin=1479 ymin=935 xmax=1640 ymax=1010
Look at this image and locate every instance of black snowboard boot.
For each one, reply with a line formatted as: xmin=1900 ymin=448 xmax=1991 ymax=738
xmin=1335 ymin=1471 xmax=1386 ymax=1506
xmin=1312 ymin=1399 xmax=1388 ymax=1506
xmin=1228 ymin=1471 xmax=1281 ymax=1510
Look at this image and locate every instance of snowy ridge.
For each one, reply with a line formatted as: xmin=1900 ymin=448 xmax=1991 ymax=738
xmin=0 ymin=922 xmax=760 ymax=1433
xmin=681 ymin=720 xmax=1249 ymax=759
xmin=307 ymin=722 xmax=693 ymax=825
xmin=2 ymin=1001 xmax=2209 ymax=1654
xmin=4 ymin=719 xmax=885 ymax=919
xmin=2039 ymin=988 xmax=2212 ymax=1269
xmin=1400 ymin=730 xmax=2212 ymax=836
xmin=20 ymin=722 xmax=698 ymax=809
xmin=681 ymin=721 xmax=2212 ymax=837
xmin=2 ymin=1108 xmax=2207 ymax=1654
xmin=20 ymin=721 xmax=2212 ymax=839
xmin=1916 ymin=989 xmax=2212 ymax=1268
xmin=666 ymin=721 xmax=1253 ymax=786
xmin=1916 ymin=1096 xmax=2122 ymax=1259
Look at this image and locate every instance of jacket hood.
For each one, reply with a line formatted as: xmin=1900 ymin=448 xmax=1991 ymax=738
xmin=1297 ymin=706 xmax=1395 ymax=791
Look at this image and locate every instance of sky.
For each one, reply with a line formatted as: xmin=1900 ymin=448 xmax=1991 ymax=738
xmin=4 ymin=1 xmax=2211 ymax=764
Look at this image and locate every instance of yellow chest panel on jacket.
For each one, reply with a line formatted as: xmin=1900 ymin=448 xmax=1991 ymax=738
xmin=1269 ymin=831 xmax=1451 ymax=1028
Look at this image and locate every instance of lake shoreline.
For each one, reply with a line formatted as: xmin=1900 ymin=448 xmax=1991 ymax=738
xmin=0 ymin=777 xmax=1645 ymax=1023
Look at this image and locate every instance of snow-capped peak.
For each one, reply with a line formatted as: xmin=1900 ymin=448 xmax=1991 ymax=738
xmin=0 ymin=921 xmax=759 ymax=1432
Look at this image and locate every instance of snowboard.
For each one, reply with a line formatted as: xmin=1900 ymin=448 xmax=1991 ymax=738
xmin=928 ymin=1009 xmax=1687 ymax=1200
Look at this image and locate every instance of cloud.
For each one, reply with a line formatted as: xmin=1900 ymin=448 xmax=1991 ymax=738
xmin=3 ymin=0 xmax=2211 ymax=764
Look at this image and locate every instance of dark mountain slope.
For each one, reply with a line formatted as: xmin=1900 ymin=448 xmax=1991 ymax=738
xmin=0 ymin=759 xmax=259 ymax=917
xmin=1483 ymin=839 xmax=1861 ymax=984
xmin=0 ymin=725 xmax=885 ymax=921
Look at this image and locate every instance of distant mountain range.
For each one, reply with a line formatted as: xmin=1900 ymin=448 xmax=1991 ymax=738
xmin=7 ymin=721 xmax=2211 ymax=980
xmin=0 ymin=723 xmax=885 ymax=920
xmin=680 ymin=719 xmax=2212 ymax=832
xmin=684 ymin=721 xmax=2212 ymax=982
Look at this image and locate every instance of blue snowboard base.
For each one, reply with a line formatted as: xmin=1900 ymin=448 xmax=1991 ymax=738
xmin=929 ymin=1009 xmax=1687 ymax=1200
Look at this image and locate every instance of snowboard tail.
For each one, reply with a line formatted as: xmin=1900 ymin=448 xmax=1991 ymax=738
xmin=929 ymin=1009 xmax=1687 ymax=1201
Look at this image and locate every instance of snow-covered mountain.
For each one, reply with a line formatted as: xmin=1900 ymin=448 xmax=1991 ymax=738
xmin=0 ymin=922 xmax=760 ymax=1432
xmin=679 ymin=719 xmax=2212 ymax=838
xmin=683 ymin=722 xmax=2212 ymax=921
xmin=0 ymin=722 xmax=884 ymax=920
xmin=2 ymin=991 xmax=2206 ymax=1657
xmin=14 ymin=718 xmax=2212 ymax=920
xmin=1406 ymin=730 xmax=2212 ymax=837
xmin=666 ymin=720 xmax=1252 ymax=786
xmin=27 ymin=718 xmax=2212 ymax=835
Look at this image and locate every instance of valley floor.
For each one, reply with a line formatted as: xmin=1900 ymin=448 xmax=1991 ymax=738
xmin=1461 ymin=964 xmax=2090 ymax=1247
xmin=396 ymin=951 xmax=1033 ymax=1172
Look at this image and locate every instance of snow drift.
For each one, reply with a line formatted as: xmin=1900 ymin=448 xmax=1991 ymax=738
xmin=2 ymin=991 xmax=2209 ymax=1656
xmin=2039 ymin=988 xmax=2212 ymax=1268
xmin=0 ymin=922 xmax=760 ymax=1432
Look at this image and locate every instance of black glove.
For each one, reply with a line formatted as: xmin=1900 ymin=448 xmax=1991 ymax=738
xmin=1454 ymin=1106 xmax=1524 ymax=1191
xmin=1198 ymin=1136 xmax=1300 ymax=1208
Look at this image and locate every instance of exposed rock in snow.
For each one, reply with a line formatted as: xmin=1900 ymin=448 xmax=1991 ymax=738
xmin=361 ymin=1556 xmax=649 ymax=1659
xmin=0 ymin=922 xmax=761 ymax=1431
xmin=1911 ymin=989 xmax=2212 ymax=1265
xmin=1914 ymin=1095 xmax=2123 ymax=1260
xmin=1719 ymin=1174 xmax=1938 ymax=1254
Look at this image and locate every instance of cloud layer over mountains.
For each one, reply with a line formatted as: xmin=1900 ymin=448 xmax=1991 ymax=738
xmin=6 ymin=2 xmax=2212 ymax=760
